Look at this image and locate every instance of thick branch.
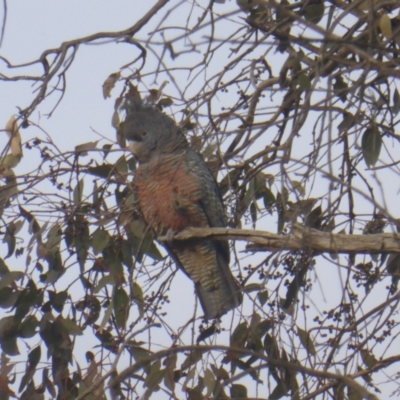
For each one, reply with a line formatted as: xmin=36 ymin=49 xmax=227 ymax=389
xmin=158 ymin=224 xmax=400 ymax=254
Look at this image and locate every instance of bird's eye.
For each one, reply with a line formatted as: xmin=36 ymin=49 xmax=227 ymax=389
xmin=142 ymin=131 xmax=147 ymax=137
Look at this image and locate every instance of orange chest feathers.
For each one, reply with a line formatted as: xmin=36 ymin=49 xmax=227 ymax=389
xmin=135 ymin=159 xmax=208 ymax=235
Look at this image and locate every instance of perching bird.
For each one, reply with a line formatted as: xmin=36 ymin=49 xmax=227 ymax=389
xmin=123 ymin=99 xmax=242 ymax=319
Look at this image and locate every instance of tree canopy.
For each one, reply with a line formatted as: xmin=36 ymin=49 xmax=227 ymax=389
xmin=0 ymin=0 xmax=400 ymax=399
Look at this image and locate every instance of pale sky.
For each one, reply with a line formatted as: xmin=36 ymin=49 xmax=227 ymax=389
xmin=1 ymin=1 xmax=399 ymax=399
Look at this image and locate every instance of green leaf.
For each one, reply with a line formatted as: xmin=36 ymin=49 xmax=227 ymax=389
xmin=0 ymin=154 xmax=21 ymax=168
xmin=121 ymin=240 xmax=133 ymax=270
xmin=64 ymin=222 xmax=74 ymax=249
xmin=297 ymin=72 xmax=311 ymax=90
xmin=202 ymin=142 xmax=217 ymax=160
xmin=75 ymin=216 xmax=90 ymax=272
xmin=112 ymin=109 xmax=120 ymax=131
xmin=60 ymin=317 xmax=83 ymax=335
xmin=254 ymin=319 xmax=271 ymax=339
xmin=115 ymin=155 xmax=128 ymax=177
xmin=305 ymin=205 xmax=322 ymax=229
xmin=19 ymin=345 xmax=41 ymax=392
xmin=99 ymin=299 xmax=114 ymax=331
xmin=94 ymin=274 xmax=115 ymax=293
xmin=347 ymin=384 xmax=363 ymax=400
xmin=360 ymin=349 xmax=378 ymax=368
xmin=0 ymin=169 xmax=18 ymax=202
xmin=263 ymin=188 xmax=275 ymax=214
xmin=0 ymin=258 xmax=10 ymax=276
xmin=163 ymin=353 xmax=177 ymax=391
xmin=91 ymin=228 xmax=111 ymax=255
xmin=289 ymin=368 xmax=300 ymax=400
xmin=48 ymin=290 xmax=68 ymax=313
xmin=3 ymin=231 xmax=16 ymax=259
xmin=183 ymin=121 xmax=196 ymax=130
xmin=145 ymin=360 xmax=164 ymax=391
xmin=181 ymin=349 xmax=203 ymax=370
xmin=102 ymin=144 xmax=113 ymax=159
xmin=18 ymin=315 xmax=39 ymax=338
xmin=250 ymin=202 xmax=257 ymax=228
xmin=242 ymin=177 xmax=255 ymax=211
xmin=386 ymin=253 xmax=400 ymax=292
xmin=237 ymin=0 xmax=253 ymax=10
xmin=392 ymin=88 xmax=400 ymax=116
xmin=253 ymin=172 xmax=267 ymax=200
xmin=113 ymin=287 xmax=130 ymax=329
xmin=14 ymin=280 xmax=38 ymax=320
xmin=269 ymin=380 xmax=289 ymax=400
xmin=333 ymin=76 xmax=348 ymax=102
xmin=128 ymin=344 xmax=151 ymax=363
xmin=209 ymin=365 xmax=228 ymax=382
xmin=230 ymin=322 xmax=248 ymax=348
xmin=158 ymin=97 xmax=174 ymax=107
xmin=0 ymin=337 xmax=19 ymax=356
xmin=264 ymin=333 xmax=279 ymax=359
xmin=243 ymin=283 xmax=264 ymax=292
xmin=108 ymin=258 xmax=124 ymax=284
xmin=302 ymin=0 xmax=324 ymax=23
xmin=19 ymin=206 xmax=40 ymax=234
xmin=143 ymin=241 xmax=163 ymax=261
xmin=250 ymin=312 xmax=262 ymax=333
xmin=45 ymin=223 xmax=61 ymax=253
xmin=73 ymin=179 xmax=84 ymax=206
xmin=219 ymin=169 xmax=241 ymax=196
xmin=231 ymin=384 xmax=248 ymax=399
xmin=75 ymin=140 xmax=99 ymax=156
xmin=234 ymin=358 xmax=261 ymax=382
xmin=203 ymin=368 xmax=216 ymax=396
xmin=131 ymin=282 xmax=144 ymax=318
xmin=86 ymin=164 xmax=114 ymax=178
xmin=338 ymin=112 xmax=355 ymax=131
xmin=257 ymin=290 xmax=269 ymax=306
xmin=297 ymin=327 xmax=316 ymax=355
xmin=291 ymin=180 xmax=305 ymax=196
xmin=0 ymin=316 xmax=20 ymax=355
xmin=196 ymin=325 xmax=217 ymax=344
xmin=0 ymin=287 xmax=18 ymax=308
xmin=28 ymin=346 xmax=42 ymax=368
xmin=276 ymin=191 xmax=288 ymax=233
xmin=0 ymin=271 xmax=24 ymax=290
xmin=361 ymin=124 xmax=382 ymax=167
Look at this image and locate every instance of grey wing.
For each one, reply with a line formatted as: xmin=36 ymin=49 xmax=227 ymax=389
xmin=185 ymin=150 xmax=230 ymax=262
xmin=167 ymin=149 xmax=242 ymax=318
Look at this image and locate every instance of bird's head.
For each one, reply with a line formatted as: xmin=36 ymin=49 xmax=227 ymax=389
xmin=122 ymin=100 xmax=187 ymax=163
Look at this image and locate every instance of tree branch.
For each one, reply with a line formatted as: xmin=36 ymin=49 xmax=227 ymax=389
xmin=158 ymin=224 xmax=400 ymax=254
xmin=107 ymin=345 xmax=379 ymax=400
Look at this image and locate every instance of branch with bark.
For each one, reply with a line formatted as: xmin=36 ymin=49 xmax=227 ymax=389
xmin=158 ymin=224 xmax=400 ymax=254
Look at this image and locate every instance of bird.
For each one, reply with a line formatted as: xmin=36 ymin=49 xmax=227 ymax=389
xmin=122 ymin=98 xmax=242 ymax=319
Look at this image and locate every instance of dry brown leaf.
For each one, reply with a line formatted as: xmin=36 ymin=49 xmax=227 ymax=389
xmin=5 ymin=116 xmax=18 ymax=138
xmin=84 ymin=359 xmax=98 ymax=386
xmin=5 ymin=116 xmax=22 ymax=157
xmin=111 ymin=110 xmax=120 ymax=129
xmin=102 ymin=72 xmax=121 ymax=99
xmin=0 ymin=375 xmax=16 ymax=398
xmin=356 ymin=0 xmax=378 ymax=11
xmin=146 ymin=80 xmax=169 ymax=103
xmin=380 ymin=13 xmax=393 ymax=39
